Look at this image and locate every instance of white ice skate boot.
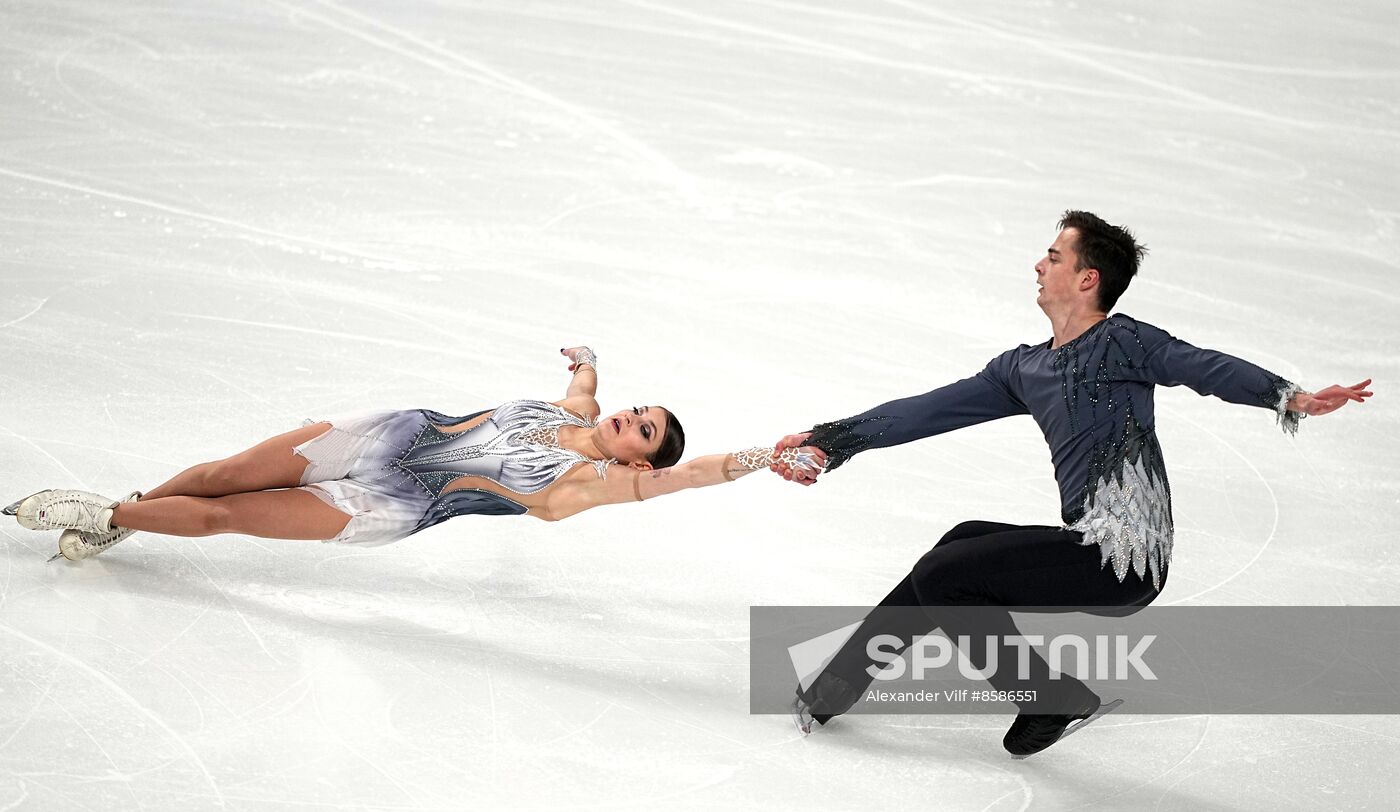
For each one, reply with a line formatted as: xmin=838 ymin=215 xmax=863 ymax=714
xmin=6 ymin=490 xmax=59 ymax=529
xmin=10 ymin=489 xmax=119 ymax=533
xmin=54 ymin=491 xmax=142 ymax=561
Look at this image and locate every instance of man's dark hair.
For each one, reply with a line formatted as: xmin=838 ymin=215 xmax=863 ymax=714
xmin=1058 ymin=210 xmax=1148 ymax=312
xmin=648 ymin=409 xmax=686 ymax=469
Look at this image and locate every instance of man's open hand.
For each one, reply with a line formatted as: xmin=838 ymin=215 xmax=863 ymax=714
xmin=1291 ymin=379 xmax=1373 ymax=416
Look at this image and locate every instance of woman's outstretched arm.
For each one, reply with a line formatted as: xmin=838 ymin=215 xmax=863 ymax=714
xmin=561 ymin=346 xmax=598 ymax=399
xmin=543 ymin=446 xmax=825 ymax=521
xmin=554 ymin=346 xmax=601 ymax=421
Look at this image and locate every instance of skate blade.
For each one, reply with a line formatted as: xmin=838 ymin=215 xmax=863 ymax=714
xmin=1010 ymin=699 xmax=1124 ymax=760
xmin=790 ymin=699 xmax=814 ymax=736
xmin=2 ymin=499 xmax=19 ymax=516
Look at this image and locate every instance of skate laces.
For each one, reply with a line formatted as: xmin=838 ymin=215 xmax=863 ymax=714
xmin=84 ymin=525 xmax=134 ymax=551
xmin=81 ymin=495 xmax=140 ymax=546
xmin=80 ymin=492 xmax=141 ymax=548
xmin=38 ymin=493 xmax=111 ymax=530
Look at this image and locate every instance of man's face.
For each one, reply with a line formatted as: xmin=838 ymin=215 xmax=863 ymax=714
xmin=1034 ymin=228 xmax=1088 ymax=311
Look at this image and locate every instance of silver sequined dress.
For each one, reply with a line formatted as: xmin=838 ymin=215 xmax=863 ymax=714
xmin=292 ymin=400 xmax=606 ymax=545
xmin=806 ymin=315 xmax=1302 ymax=591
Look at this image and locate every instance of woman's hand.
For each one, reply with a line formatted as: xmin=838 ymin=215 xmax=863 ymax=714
xmin=560 ymin=347 xmax=599 ymax=400
xmin=561 ymin=346 xmax=596 ymax=372
xmin=1290 ymin=379 xmax=1373 ymax=417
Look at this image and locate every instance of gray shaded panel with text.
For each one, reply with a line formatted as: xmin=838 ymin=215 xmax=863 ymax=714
xmin=751 ymin=606 xmax=1400 ymax=714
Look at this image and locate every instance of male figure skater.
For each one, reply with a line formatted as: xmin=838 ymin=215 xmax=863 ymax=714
xmin=773 ymin=211 xmax=1372 ymax=756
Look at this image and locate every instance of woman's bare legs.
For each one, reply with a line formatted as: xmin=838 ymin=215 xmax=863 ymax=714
xmin=140 ymin=422 xmax=334 ymax=501
xmin=106 ymin=421 xmax=351 ymax=541
xmin=112 ymin=489 xmax=352 ymax=539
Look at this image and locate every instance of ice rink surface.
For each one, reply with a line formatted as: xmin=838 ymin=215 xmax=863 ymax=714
xmin=2 ymin=0 xmax=1398 ymax=808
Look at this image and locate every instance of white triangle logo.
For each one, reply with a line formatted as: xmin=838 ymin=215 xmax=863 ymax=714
xmin=787 ymin=621 xmax=862 ymax=692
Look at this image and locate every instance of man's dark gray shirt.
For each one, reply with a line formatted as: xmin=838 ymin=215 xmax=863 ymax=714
xmin=807 ymin=314 xmax=1302 ymax=591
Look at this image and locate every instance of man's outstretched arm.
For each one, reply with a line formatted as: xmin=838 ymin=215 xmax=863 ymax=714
xmin=1135 ymin=326 xmax=1372 ymax=433
xmin=773 ymin=351 xmax=1030 ymax=484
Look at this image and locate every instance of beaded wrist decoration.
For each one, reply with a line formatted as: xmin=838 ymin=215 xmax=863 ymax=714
xmin=570 ymin=347 xmax=598 ymax=372
xmin=733 ymin=446 xmax=823 ymax=474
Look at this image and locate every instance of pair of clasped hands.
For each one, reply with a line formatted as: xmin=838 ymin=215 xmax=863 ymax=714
xmin=771 ymin=433 xmax=827 ymax=486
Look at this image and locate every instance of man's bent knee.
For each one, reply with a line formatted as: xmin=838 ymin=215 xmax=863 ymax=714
xmin=938 ymin=520 xmax=995 ymax=546
xmin=912 ymin=547 xmax=952 ymax=584
xmin=910 ymin=548 xmax=978 ymax=605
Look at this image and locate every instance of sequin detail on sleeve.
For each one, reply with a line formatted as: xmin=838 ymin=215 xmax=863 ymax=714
xmin=804 ymin=416 xmax=894 ymax=471
xmin=1254 ymin=375 xmax=1305 ymax=437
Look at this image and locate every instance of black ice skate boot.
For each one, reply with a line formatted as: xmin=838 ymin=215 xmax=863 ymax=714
xmin=791 ymin=671 xmax=859 ymax=736
xmin=1003 ymin=690 xmax=1122 ymax=758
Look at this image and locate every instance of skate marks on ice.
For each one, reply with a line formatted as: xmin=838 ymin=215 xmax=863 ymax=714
xmin=1160 ymin=411 xmax=1280 ymax=606
xmin=0 ymin=165 xmax=424 ymax=273
xmin=0 ymin=621 xmax=227 ymax=807
xmin=268 ymin=0 xmax=700 ymax=200
xmin=0 ymin=295 xmax=48 ymax=330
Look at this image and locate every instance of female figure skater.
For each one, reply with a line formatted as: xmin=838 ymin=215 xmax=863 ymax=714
xmin=7 ymin=347 xmax=818 ymax=560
